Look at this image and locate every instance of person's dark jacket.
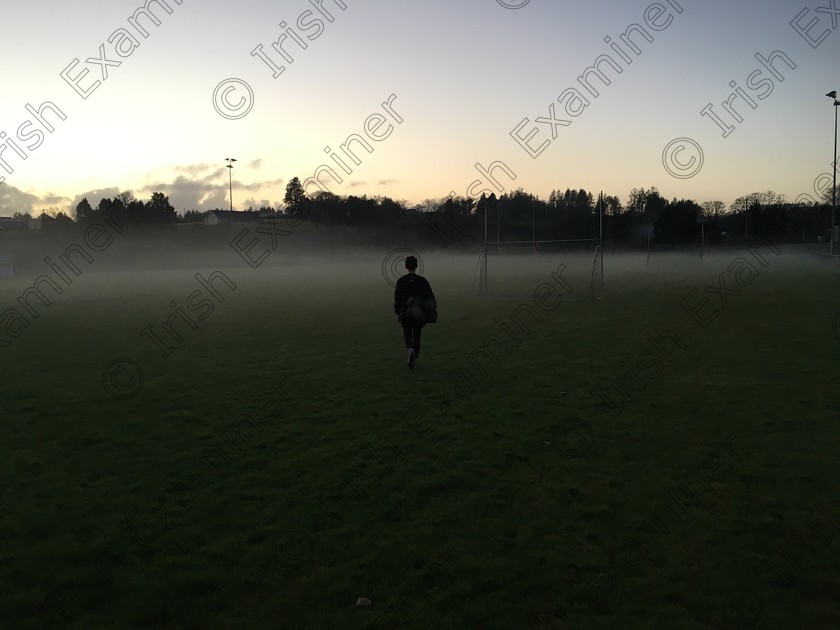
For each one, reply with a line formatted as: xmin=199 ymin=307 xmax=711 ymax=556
xmin=394 ymin=273 xmax=437 ymax=327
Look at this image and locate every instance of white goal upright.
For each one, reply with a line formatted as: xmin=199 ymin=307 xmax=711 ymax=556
xmin=0 ymin=255 xmax=14 ymax=278
xmin=473 ymin=194 xmax=605 ymax=300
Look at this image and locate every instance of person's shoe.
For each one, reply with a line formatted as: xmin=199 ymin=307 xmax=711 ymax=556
xmin=407 ymin=348 xmax=416 ymax=370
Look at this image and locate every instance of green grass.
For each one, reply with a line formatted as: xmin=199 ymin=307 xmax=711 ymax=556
xmin=1 ymin=249 xmax=838 ymax=629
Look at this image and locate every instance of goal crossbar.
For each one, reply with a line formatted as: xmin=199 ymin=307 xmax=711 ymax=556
xmin=474 ymin=241 xmax=604 ymax=300
xmin=485 ymin=238 xmax=598 ymax=246
xmin=477 ymin=191 xmax=606 ymax=299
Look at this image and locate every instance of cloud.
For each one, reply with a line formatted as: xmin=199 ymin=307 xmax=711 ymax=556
xmin=201 ymin=167 xmax=227 ymax=182
xmin=43 ymin=192 xmax=71 ymax=206
xmin=240 ymin=197 xmax=276 ymax=210
xmin=0 ymin=183 xmax=74 ymax=216
xmin=67 ymin=188 xmax=122 ymax=216
xmin=0 ymin=184 xmax=40 ymax=216
xmin=302 ymin=171 xmax=340 ymax=195
xmin=137 ymin=164 xmax=285 ymax=212
xmin=139 ymin=176 xmax=228 ymax=212
xmin=239 ymin=180 xmax=268 ymax=192
xmin=174 ymin=163 xmax=214 ymax=177
xmin=0 ymin=162 xmax=286 ymax=217
xmin=378 ymin=179 xmax=398 ymax=186
xmin=348 ymin=181 xmax=367 ymax=187
xmin=247 ymin=159 xmax=263 ymax=169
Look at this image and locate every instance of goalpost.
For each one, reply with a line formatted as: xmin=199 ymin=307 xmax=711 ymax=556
xmin=473 ymin=193 xmax=605 ymax=300
xmin=0 ymin=255 xmax=14 ymax=278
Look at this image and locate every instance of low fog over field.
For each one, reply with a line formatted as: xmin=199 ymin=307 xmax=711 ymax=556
xmin=1 ymin=214 xmax=834 ymax=365
xmin=0 ymin=217 xmax=833 ymax=312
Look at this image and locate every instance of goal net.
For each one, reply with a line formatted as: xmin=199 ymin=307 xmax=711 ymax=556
xmin=473 ymin=239 xmax=604 ymax=300
xmin=471 ymin=191 xmax=607 ymax=300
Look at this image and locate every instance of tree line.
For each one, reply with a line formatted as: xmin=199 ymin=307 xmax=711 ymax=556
xmin=6 ymin=178 xmax=836 ymax=247
xmin=11 ymin=191 xmax=176 ymax=229
xmin=281 ymin=179 xmax=834 ymax=247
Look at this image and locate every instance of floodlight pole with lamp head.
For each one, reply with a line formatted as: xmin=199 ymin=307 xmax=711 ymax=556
xmin=827 ymin=92 xmax=838 ymax=255
xmin=225 ymin=158 xmax=237 ymax=212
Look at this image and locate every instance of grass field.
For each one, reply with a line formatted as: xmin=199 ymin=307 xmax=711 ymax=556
xmin=1 ymin=246 xmax=838 ymax=628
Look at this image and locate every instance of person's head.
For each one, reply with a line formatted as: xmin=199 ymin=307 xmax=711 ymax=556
xmin=404 ymin=256 xmax=418 ymax=273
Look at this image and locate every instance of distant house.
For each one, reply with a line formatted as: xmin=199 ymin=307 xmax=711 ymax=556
xmin=204 ymin=210 xmax=262 ymax=225
xmin=0 ymin=217 xmax=26 ymax=231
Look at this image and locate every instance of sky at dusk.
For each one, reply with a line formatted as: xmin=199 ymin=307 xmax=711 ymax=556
xmin=1 ymin=0 xmax=838 ymax=217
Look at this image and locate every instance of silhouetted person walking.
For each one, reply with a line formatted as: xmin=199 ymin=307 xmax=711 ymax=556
xmin=393 ymin=255 xmax=436 ymax=370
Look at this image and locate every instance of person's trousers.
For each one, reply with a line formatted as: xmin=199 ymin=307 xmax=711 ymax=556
xmin=403 ymin=325 xmax=422 ymax=357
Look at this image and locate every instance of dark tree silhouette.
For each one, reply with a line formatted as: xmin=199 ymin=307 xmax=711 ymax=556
xmin=75 ymin=198 xmax=93 ymax=223
xmin=284 ymin=177 xmax=306 ymax=219
xmin=653 ymin=198 xmax=701 ymax=244
xmin=146 ymin=192 xmax=176 ymax=223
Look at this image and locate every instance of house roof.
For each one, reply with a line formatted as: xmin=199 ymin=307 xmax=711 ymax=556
xmin=0 ymin=217 xmax=25 ymax=230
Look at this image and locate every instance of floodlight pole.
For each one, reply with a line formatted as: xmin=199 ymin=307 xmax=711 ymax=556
xmin=225 ymin=158 xmax=237 ymax=211
xmin=744 ymin=197 xmax=748 ymax=243
xmin=832 ymin=97 xmax=838 ymax=255
xmin=599 ymin=191 xmax=604 ymax=245
xmin=484 ymin=196 xmax=488 ymax=247
xmin=599 ymin=191 xmax=604 ymax=296
xmin=532 ymin=198 xmax=536 ymax=251
xmin=484 ymin=196 xmax=488 ymax=297
xmin=496 ymin=197 xmax=500 ymax=254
